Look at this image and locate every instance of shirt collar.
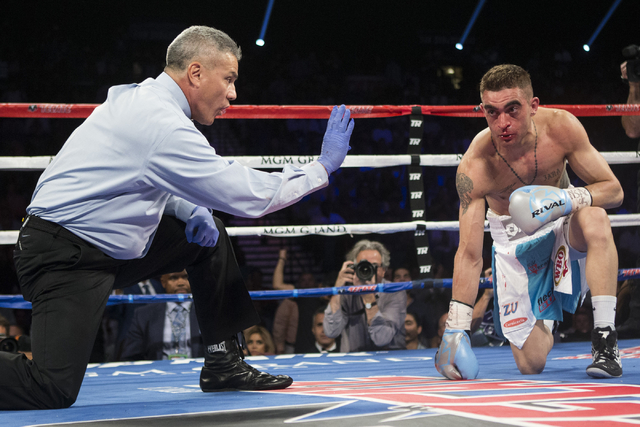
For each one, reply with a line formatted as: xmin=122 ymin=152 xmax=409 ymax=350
xmin=167 ymin=301 xmax=192 ymax=312
xmin=155 ymin=72 xmax=192 ymax=119
xmin=315 ymin=341 xmax=337 ymax=353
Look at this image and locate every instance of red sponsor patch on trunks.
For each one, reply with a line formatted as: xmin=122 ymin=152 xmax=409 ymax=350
xmin=504 ymin=317 xmax=527 ymax=328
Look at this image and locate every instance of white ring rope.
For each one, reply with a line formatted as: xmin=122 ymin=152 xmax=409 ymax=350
xmin=3 ymin=106 xmax=639 ymax=310
xmin=1 ymin=151 xmax=639 ymax=171
xmin=1 ymin=151 xmax=637 ymax=245
xmin=1 ymin=214 xmax=639 ymax=245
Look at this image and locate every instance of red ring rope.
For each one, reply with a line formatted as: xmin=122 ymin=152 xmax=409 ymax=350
xmin=1 ymin=103 xmax=639 ymax=119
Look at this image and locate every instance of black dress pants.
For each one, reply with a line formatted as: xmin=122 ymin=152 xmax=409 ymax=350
xmin=2 ymin=214 xmax=259 ymax=410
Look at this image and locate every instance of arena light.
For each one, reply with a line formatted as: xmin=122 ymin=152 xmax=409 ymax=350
xmin=255 ymin=0 xmax=275 ymax=47
xmin=456 ymin=0 xmax=486 ymax=51
xmin=584 ymin=0 xmax=622 ymax=51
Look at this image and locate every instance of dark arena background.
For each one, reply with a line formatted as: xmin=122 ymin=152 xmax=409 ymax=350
xmin=1 ymin=1 xmax=640 ymax=426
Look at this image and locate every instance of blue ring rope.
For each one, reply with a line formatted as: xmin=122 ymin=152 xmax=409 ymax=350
xmin=2 ymin=268 xmax=639 ymax=309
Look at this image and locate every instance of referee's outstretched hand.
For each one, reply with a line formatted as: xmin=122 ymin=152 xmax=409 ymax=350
xmin=318 ymin=104 xmax=355 ymax=175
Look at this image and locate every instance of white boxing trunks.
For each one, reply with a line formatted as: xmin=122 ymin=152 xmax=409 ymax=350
xmin=487 ymin=209 xmax=588 ymax=349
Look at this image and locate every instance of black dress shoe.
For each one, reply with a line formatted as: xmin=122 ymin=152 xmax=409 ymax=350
xmin=200 ymin=337 xmax=293 ymax=392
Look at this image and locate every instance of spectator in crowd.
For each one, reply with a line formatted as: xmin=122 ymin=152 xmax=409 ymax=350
xmin=122 ymin=279 xmax=165 ymax=296
xmin=244 ymin=325 xmax=275 ymax=356
xmin=0 ymin=309 xmax=16 ymax=327
xmin=271 ymin=248 xmax=319 ymax=353
xmin=617 ymin=55 xmax=640 ymax=338
xmin=120 ymin=270 xmax=204 ymax=361
xmin=617 ymin=279 xmax=633 ymax=327
xmin=110 ymin=278 xmax=166 ymax=356
xmin=244 ymin=266 xmax=278 ymax=333
xmin=323 ymin=240 xmax=406 ymax=352
xmin=309 ymin=306 xmax=339 ymax=353
xmin=405 ymin=312 xmax=427 ymax=350
xmin=394 ymin=266 xmax=437 ymax=342
xmin=272 ymin=297 xmax=298 ymax=354
xmin=393 ymin=267 xmax=412 ymax=283
xmin=559 ymin=306 xmax=593 ymax=342
xmin=621 ymin=56 xmax=640 ymax=138
xmin=272 ymin=248 xmax=331 ymax=354
xmin=469 ymin=267 xmax=505 ymax=347
xmin=294 ymin=271 xmax=336 ymax=354
xmin=430 ymin=312 xmax=448 ymax=348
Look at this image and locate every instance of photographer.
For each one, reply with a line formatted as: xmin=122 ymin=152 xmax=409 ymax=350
xmin=0 ymin=314 xmax=10 ymax=339
xmin=323 ymin=240 xmax=406 ymax=352
xmin=621 ymin=44 xmax=640 ymax=138
xmin=617 ymin=44 xmax=640 ymax=338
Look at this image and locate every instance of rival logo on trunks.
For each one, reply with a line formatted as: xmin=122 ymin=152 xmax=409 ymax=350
xmin=554 ymin=245 xmax=569 ymax=286
xmin=502 ymin=302 xmax=518 ymax=317
xmin=531 ymin=200 xmax=565 ymax=218
xmin=537 ymin=289 xmax=556 ymax=313
xmin=504 ymin=317 xmax=527 ymax=328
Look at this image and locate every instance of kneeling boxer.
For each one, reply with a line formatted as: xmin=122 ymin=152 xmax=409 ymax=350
xmin=435 ymin=64 xmax=623 ymax=380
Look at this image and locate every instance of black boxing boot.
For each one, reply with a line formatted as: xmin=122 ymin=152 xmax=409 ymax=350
xmin=200 ymin=335 xmax=293 ymax=392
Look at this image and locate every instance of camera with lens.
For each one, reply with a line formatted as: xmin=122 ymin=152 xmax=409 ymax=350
xmin=0 ymin=336 xmax=19 ymax=353
xmin=0 ymin=335 xmax=30 ymax=353
xmin=349 ymin=260 xmax=378 ymax=282
xmin=623 ymin=44 xmax=640 ymax=82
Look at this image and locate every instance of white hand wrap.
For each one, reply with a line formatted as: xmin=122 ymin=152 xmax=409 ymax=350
xmin=445 ymin=300 xmax=473 ymax=331
xmin=565 ymin=187 xmax=593 ymax=211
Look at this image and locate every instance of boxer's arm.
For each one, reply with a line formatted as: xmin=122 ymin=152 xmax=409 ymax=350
xmin=435 ymin=166 xmax=484 ymax=380
xmin=452 ymin=172 xmax=485 ymax=307
xmin=558 ymin=110 xmax=623 ymax=209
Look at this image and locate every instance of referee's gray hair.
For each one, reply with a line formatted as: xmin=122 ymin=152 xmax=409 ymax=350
xmin=345 ymin=240 xmax=391 ymax=270
xmin=166 ymin=26 xmax=242 ymax=71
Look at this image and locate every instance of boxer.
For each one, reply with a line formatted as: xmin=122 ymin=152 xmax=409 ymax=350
xmin=435 ymin=64 xmax=623 ymax=380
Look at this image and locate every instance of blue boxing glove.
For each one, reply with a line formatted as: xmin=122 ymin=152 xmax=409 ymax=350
xmin=317 ymin=105 xmax=355 ymax=175
xmin=185 ymin=207 xmax=219 ymax=247
xmin=509 ymin=185 xmax=592 ymax=235
xmin=435 ymin=329 xmax=479 ymax=380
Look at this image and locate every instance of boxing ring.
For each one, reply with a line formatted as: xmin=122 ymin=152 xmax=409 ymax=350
xmin=1 ymin=102 xmax=640 ymax=426
xmin=0 ymin=343 xmax=639 ymax=427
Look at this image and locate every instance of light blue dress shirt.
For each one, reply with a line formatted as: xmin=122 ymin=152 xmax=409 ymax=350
xmin=28 ymin=73 xmax=328 ymax=259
